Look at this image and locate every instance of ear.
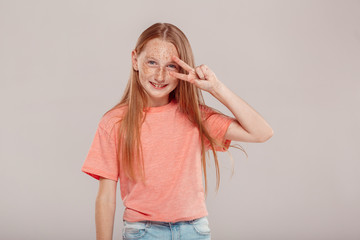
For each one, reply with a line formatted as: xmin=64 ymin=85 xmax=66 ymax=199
xmin=131 ymin=50 xmax=139 ymax=71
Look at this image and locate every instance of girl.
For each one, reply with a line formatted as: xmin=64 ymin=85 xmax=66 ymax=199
xmin=82 ymin=22 xmax=273 ymax=240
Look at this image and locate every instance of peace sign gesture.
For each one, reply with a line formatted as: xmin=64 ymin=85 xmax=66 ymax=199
xmin=169 ymin=55 xmax=223 ymax=95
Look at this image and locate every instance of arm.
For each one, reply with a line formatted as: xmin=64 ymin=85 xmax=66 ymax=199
xmin=95 ymin=177 xmax=117 ymax=240
xmin=170 ymin=55 xmax=274 ymax=143
xmin=210 ymin=82 xmax=274 ymax=143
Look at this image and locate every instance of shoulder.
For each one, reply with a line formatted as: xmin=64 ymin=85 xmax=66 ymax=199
xmin=98 ymin=104 xmax=128 ymax=135
xmin=199 ymin=103 xmax=235 ymax=123
xmin=199 ymin=104 xmax=221 ymax=118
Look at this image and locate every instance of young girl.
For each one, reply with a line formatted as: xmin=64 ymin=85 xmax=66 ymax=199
xmin=81 ymin=22 xmax=273 ymax=240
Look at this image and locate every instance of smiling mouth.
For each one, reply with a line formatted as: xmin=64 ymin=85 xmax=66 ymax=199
xmin=150 ymin=81 xmax=168 ymax=88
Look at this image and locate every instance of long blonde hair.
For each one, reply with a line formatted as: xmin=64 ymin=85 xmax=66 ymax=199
xmin=105 ymin=22 xmax=246 ymax=197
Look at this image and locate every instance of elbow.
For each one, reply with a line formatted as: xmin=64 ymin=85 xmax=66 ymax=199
xmin=257 ymin=129 xmax=274 ymax=143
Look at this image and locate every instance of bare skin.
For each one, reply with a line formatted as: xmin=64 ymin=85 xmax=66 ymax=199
xmin=95 ymin=177 xmax=117 ymax=240
xmin=132 ymin=37 xmax=273 ymax=141
xmin=169 ymin=56 xmax=274 ymax=142
xmin=131 ymin=38 xmax=180 ymax=107
xmin=95 ymin=38 xmax=273 ymax=240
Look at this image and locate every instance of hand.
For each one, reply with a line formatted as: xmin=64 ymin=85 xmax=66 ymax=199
xmin=169 ymin=55 xmax=223 ymax=95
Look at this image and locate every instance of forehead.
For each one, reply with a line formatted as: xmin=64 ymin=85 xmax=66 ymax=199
xmin=142 ymin=38 xmax=179 ymax=59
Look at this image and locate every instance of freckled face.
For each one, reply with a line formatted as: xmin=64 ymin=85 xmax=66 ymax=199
xmin=132 ymin=38 xmax=180 ymax=107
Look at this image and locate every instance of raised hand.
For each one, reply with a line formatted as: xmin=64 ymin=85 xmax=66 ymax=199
xmin=169 ymin=55 xmax=223 ymax=94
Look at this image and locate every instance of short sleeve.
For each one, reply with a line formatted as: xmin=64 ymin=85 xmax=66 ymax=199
xmin=201 ymin=105 xmax=236 ymax=152
xmin=81 ymin=122 xmax=119 ymax=181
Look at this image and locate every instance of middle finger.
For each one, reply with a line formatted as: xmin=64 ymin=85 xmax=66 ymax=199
xmin=195 ymin=66 xmax=205 ymax=79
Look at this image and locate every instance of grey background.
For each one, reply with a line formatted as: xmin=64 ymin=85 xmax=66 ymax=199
xmin=1 ymin=0 xmax=359 ymax=239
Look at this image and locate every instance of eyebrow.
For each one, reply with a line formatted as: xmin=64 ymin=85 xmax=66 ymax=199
xmin=146 ymin=56 xmax=178 ymax=65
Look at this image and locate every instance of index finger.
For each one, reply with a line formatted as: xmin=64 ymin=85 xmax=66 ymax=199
xmin=172 ymin=56 xmax=194 ymax=73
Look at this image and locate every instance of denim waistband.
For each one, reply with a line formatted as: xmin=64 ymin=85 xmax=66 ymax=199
xmin=123 ymin=216 xmax=207 ymax=226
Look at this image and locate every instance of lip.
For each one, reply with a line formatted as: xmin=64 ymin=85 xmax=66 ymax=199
xmin=150 ymin=81 xmax=168 ymax=89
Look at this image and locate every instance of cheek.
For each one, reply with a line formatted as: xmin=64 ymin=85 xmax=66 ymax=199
xmin=172 ymin=78 xmax=179 ymax=86
xmin=168 ymin=71 xmax=178 ymax=80
xmin=172 ymin=73 xmax=180 ymax=81
xmin=139 ymin=66 xmax=154 ymax=79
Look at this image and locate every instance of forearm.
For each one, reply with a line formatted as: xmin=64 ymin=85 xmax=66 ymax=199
xmin=95 ymin=198 xmax=116 ymax=240
xmin=211 ymin=82 xmax=273 ymax=138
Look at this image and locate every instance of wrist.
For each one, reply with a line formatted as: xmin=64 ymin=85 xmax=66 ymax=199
xmin=210 ymin=81 xmax=225 ymax=97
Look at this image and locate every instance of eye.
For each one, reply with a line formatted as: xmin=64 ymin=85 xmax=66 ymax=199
xmin=148 ymin=60 xmax=156 ymax=65
xmin=168 ymin=64 xmax=177 ymax=69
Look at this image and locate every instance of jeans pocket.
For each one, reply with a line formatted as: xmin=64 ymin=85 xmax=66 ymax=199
xmin=191 ymin=216 xmax=211 ymax=235
xmin=122 ymin=220 xmax=149 ymax=239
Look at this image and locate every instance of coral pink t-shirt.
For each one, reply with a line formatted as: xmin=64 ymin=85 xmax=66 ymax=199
xmin=81 ymin=99 xmax=236 ymax=222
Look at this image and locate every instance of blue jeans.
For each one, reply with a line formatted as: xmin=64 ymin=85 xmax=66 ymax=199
xmin=122 ymin=216 xmax=211 ymax=240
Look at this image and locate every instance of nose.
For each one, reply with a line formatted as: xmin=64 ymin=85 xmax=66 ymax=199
xmin=155 ymin=67 xmax=166 ymax=83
